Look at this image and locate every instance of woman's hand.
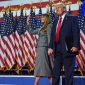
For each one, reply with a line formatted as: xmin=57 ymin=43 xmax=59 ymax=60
xmin=48 ymin=48 xmax=54 ymax=57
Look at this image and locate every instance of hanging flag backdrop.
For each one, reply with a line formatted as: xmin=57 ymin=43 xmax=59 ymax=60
xmin=0 ymin=0 xmax=85 ymax=74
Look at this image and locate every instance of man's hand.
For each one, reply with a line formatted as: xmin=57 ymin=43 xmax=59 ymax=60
xmin=71 ymin=47 xmax=78 ymax=52
xmin=48 ymin=48 xmax=54 ymax=57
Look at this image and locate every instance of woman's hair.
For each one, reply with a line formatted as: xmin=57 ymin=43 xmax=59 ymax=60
xmin=41 ymin=14 xmax=51 ymax=32
xmin=42 ymin=14 xmax=50 ymax=25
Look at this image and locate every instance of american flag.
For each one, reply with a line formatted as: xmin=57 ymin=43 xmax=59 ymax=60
xmin=14 ymin=9 xmax=27 ymax=70
xmin=29 ymin=7 xmax=36 ymax=30
xmin=49 ymin=5 xmax=55 ymax=24
xmin=24 ymin=8 xmax=37 ymax=70
xmin=0 ymin=0 xmax=85 ymax=72
xmin=0 ymin=11 xmax=15 ymax=70
xmin=35 ymin=7 xmax=42 ymax=29
xmin=76 ymin=14 xmax=85 ymax=72
xmin=0 ymin=22 xmax=6 ymax=70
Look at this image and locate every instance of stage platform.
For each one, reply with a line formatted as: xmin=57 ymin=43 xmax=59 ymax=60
xmin=0 ymin=76 xmax=85 ymax=85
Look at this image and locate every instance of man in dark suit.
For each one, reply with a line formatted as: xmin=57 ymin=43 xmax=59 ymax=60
xmin=48 ymin=2 xmax=80 ymax=85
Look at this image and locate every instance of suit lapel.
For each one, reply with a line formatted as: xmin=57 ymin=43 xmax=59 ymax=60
xmin=53 ymin=15 xmax=68 ymax=37
xmin=55 ymin=15 xmax=68 ymax=31
xmin=54 ymin=18 xmax=58 ymax=32
xmin=61 ymin=14 xmax=68 ymax=28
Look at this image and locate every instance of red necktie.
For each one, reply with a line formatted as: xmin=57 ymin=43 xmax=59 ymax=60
xmin=55 ymin=17 xmax=62 ymax=43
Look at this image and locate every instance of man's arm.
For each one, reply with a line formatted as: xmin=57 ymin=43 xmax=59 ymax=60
xmin=71 ymin=16 xmax=80 ymax=52
xmin=48 ymin=20 xmax=56 ymax=56
xmin=48 ymin=20 xmax=56 ymax=49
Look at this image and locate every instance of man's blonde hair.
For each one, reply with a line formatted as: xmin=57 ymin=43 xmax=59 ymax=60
xmin=53 ymin=2 xmax=66 ymax=9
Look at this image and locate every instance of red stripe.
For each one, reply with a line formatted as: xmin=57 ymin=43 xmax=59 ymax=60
xmin=15 ymin=41 xmax=23 ymax=67
xmin=80 ymin=33 xmax=85 ymax=44
xmin=80 ymin=44 xmax=85 ymax=53
xmin=4 ymin=58 xmax=10 ymax=69
xmin=5 ymin=36 xmax=15 ymax=63
xmin=0 ymin=55 xmax=5 ymax=67
xmin=76 ymin=57 xmax=84 ymax=71
xmin=0 ymin=40 xmax=5 ymax=53
xmin=25 ymin=34 xmax=35 ymax=59
xmin=15 ymin=35 xmax=24 ymax=67
xmin=0 ymin=43 xmax=6 ymax=67
xmin=15 ymin=44 xmax=23 ymax=67
xmin=79 ymin=52 xmax=85 ymax=67
xmin=3 ymin=38 xmax=13 ymax=65
xmin=27 ymin=35 xmax=35 ymax=56
xmin=27 ymin=58 xmax=34 ymax=69
xmin=20 ymin=35 xmax=26 ymax=62
xmin=25 ymin=41 xmax=35 ymax=60
xmin=1 ymin=38 xmax=13 ymax=66
xmin=26 ymin=35 xmax=35 ymax=58
xmin=25 ymin=34 xmax=35 ymax=68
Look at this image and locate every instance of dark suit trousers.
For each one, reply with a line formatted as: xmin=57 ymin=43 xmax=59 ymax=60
xmin=52 ymin=52 xmax=75 ymax=85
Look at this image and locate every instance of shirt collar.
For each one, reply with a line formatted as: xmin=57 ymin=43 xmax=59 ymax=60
xmin=59 ymin=13 xmax=66 ymax=21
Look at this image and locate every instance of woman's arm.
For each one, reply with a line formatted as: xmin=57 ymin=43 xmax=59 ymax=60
xmin=29 ymin=28 xmax=39 ymax=34
xmin=47 ymin=23 xmax=52 ymax=45
xmin=27 ymin=25 xmax=45 ymax=34
xmin=26 ymin=25 xmax=40 ymax=34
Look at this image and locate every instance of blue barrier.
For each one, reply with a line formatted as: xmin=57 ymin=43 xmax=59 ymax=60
xmin=0 ymin=76 xmax=51 ymax=85
xmin=0 ymin=76 xmax=85 ymax=85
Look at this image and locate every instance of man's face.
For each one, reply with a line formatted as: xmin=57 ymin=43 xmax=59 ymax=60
xmin=55 ymin=5 xmax=65 ymax=16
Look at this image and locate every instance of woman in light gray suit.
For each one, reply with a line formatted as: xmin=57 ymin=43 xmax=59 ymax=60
xmin=27 ymin=14 xmax=52 ymax=85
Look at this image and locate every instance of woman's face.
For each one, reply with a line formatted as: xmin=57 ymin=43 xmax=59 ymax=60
xmin=41 ymin=16 xmax=46 ymax=25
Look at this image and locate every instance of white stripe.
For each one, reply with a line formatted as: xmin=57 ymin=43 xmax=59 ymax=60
xmin=0 ymin=75 xmax=85 ymax=78
xmin=0 ymin=75 xmax=34 ymax=77
xmin=17 ymin=56 xmax=22 ymax=66
xmin=0 ymin=48 xmax=5 ymax=59
xmin=4 ymin=54 xmax=12 ymax=68
xmin=76 ymin=55 xmax=84 ymax=70
xmin=24 ymin=44 xmax=28 ymax=54
xmin=80 ymin=50 xmax=85 ymax=60
xmin=20 ymin=35 xmax=26 ymax=65
xmin=0 ymin=39 xmax=6 ymax=66
xmin=70 ymin=4 xmax=79 ymax=11
xmin=4 ymin=36 xmax=14 ymax=65
xmin=6 ymin=35 xmax=15 ymax=57
xmin=15 ymin=32 xmax=22 ymax=66
xmin=15 ymin=48 xmax=22 ymax=67
xmin=25 ymin=38 xmax=33 ymax=53
xmin=25 ymin=33 xmax=34 ymax=54
xmin=0 ymin=60 xmax=4 ymax=68
xmin=28 ymin=53 xmax=34 ymax=65
xmin=26 ymin=32 xmax=36 ymax=54
xmin=26 ymin=32 xmax=35 ymax=46
xmin=16 ymin=32 xmax=25 ymax=66
xmin=80 ymin=30 xmax=85 ymax=40
xmin=9 ymin=35 xmax=15 ymax=59
xmin=80 ymin=38 xmax=85 ymax=51
xmin=1 ymin=38 xmax=6 ymax=51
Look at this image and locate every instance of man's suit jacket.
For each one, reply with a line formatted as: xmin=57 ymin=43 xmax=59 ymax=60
xmin=27 ymin=23 xmax=52 ymax=47
xmin=49 ymin=14 xmax=80 ymax=56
